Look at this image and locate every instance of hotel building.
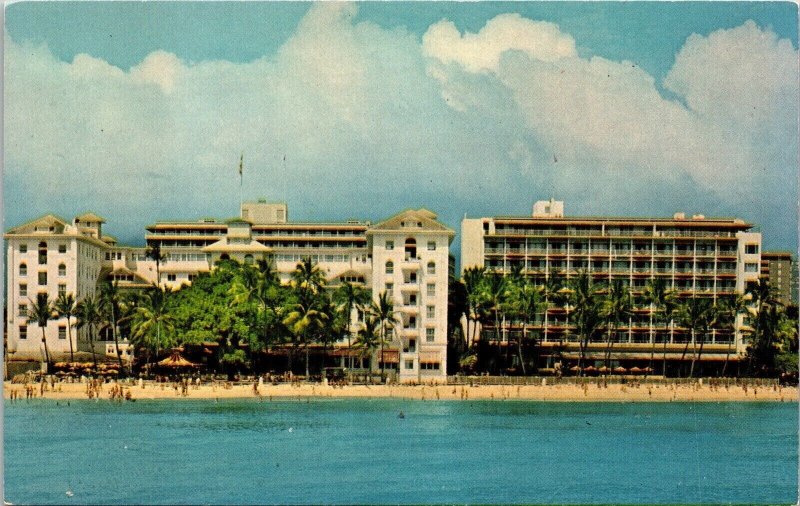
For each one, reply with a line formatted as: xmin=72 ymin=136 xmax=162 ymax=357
xmin=461 ymin=199 xmax=762 ymax=375
xmin=760 ymin=251 xmax=795 ymax=306
xmin=5 ymin=202 xmax=453 ymax=382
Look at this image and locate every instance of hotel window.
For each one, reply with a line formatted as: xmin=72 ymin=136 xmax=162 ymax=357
xmin=19 ymin=326 xmax=27 ymax=340
xmin=745 ymin=244 xmax=759 ymax=255
xmin=19 ymin=284 xmax=27 ymax=297
xmin=427 ymin=306 xmax=435 ymax=318
xmin=405 ymin=360 xmax=414 ymax=370
xmin=745 ymin=263 xmax=758 ymax=273
xmin=427 ymin=283 xmax=435 ymax=296
xmin=58 ymin=264 xmax=66 ymax=276
xmin=386 ymin=261 xmax=394 ymax=274
xmin=19 ymin=244 xmax=27 ymax=253
xmin=421 ymin=362 xmax=440 ymax=370
xmin=385 ymin=283 xmax=393 ymax=297
xmin=427 ymin=262 xmax=436 ymax=275
xmin=58 ymin=244 xmax=67 ymax=253
xmin=167 ymin=274 xmax=177 ymax=282
xmin=38 ymin=271 xmax=47 ymax=286
xmin=427 ymin=241 xmax=436 ymax=251
xmin=386 ymin=241 xmax=394 ymax=250
xmin=38 ymin=242 xmax=47 ymax=265
xmin=58 ymin=284 xmax=67 ymax=296
xmin=426 ymin=328 xmax=435 ymax=342
xmin=18 ymin=304 xmax=27 ymax=317
xmin=19 ymin=263 xmax=27 ymax=276
xmin=58 ymin=326 xmax=67 ymax=340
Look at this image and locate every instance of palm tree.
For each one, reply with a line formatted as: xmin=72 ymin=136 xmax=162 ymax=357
xmin=146 ymin=243 xmax=167 ymax=287
xmin=718 ymin=293 xmax=747 ymax=376
xmin=745 ymin=279 xmax=781 ymax=375
xmin=99 ymin=280 xmax=125 ymax=371
xmin=76 ymin=295 xmax=103 ymax=369
xmin=231 ymin=258 xmax=281 ymax=351
xmin=54 ymin=292 xmax=78 ymax=363
xmin=462 ymin=266 xmax=486 ymax=349
xmin=482 ymin=271 xmax=508 ymax=373
xmin=130 ymin=285 xmax=174 ymax=369
xmin=508 ymin=278 xmax=546 ymax=375
xmin=677 ymin=296 xmax=717 ymax=378
xmin=354 ymin=315 xmax=382 ymax=383
xmin=566 ymin=271 xmax=604 ymax=374
xmin=643 ymin=278 xmax=677 ymax=377
xmin=291 ymin=257 xmax=326 ymax=307
xmin=283 ymin=302 xmax=328 ymax=377
xmin=334 ymin=281 xmax=370 ymax=369
xmin=370 ymin=291 xmax=397 ymax=381
xmin=27 ymin=293 xmax=55 ymax=372
xmin=602 ymin=278 xmax=633 ymax=369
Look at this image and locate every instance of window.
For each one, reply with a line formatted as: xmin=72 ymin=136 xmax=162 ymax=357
xmin=58 ymin=327 xmax=67 ymax=340
xmin=385 ymin=283 xmax=393 ymax=297
xmin=745 ymin=263 xmax=759 ymax=273
xmin=58 ymin=264 xmax=66 ymax=276
xmin=427 ymin=262 xmax=436 ymax=275
xmin=426 ymin=328 xmax=435 ymax=342
xmin=38 ymin=242 xmax=47 ymax=265
xmin=427 ymin=241 xmax=436 ymax=251
xmin=427 ymin=283 xmax=435 ymax=296
xmin=19 ymin=284 xmax=27 ymax=297
xmin=19 ymin=326 xmax=27 ymax=340
xmin=386 ymin=241 xmax=394 ymax=250
xmin=421 ymin=362 xmax=440 ymax=370
xmin=745 ymin=244 xmax=759 ymax=255
xmin=19 ymin=263 xmax=27 ymax=276
xmin=167 ymin=274 xmax=177 ymax=282
xmin=427 ymin=306 xmax=435 ymax=318
xmin=18 ymin=304 xmax=27 ymax=317
xmin=58 ymin=244 xmax=67 ymax=253
xmin=19 ymin=244 xmax=27 ymax=253
xmin=405 ymin=360 xmax=414 ymax=370
xmin=38 ymin=271 xmax=47 ymax=286
xmin=386 ymin=261 xmax=394 ymax=274
xmin=58 ymin=284 xmax=67 ymax=296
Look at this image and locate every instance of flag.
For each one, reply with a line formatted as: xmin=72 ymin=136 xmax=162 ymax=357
xmin=238 ymin=154 xmax=243 ymax=177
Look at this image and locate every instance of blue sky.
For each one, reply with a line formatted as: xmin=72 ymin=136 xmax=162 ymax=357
xmin=4 ymin=2 xmax=798 ymax=256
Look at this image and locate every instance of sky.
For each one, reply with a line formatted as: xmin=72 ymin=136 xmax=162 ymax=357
xmin=4 ymin=2 xmax=798 ymax=259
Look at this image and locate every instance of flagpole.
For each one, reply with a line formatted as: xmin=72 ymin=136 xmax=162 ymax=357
xmin=239 ymin=153 xmax=243 ymax=213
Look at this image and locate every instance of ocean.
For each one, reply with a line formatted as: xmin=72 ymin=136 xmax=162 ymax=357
xmin=3 ymin=398 xmax=797 ymax=504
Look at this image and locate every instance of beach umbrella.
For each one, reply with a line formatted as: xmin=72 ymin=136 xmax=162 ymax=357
xmin=613 ymin=366 xmax=627 ymax=374
xmin=569 ymin=365 xmax=581 ymax=372
xmin=584 ymin=365 xmax=598 ymax=376
xmin=643 ymin=367 xmax=654 ymax=373
xmin=629 ymin=366 xmax=643 ymax=375
xmin=597 ymin=366 xmax=611 ymax=374
xmin=158 ymin=351 xmax=200 ymax=368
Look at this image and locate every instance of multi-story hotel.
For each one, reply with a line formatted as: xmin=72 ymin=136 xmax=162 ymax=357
xmin=5 ymin=202 xmax=453 ymax=383
xmin=461 ymin=199 xmax=763 ymax=375
xmin=760 ymin=251 xmax=795 ymax=306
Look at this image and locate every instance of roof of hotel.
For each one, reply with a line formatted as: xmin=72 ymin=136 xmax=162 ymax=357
xmin=5 ymin=214 xmax=69 ymax=234
xmin=74 ymin=212 xmax=106 ymax=223
xmin=487 ymin=215 xmax=752 ymax=228
xmin=201 ymin=238 xmax=272 ymax=253
xmin=368 ymin=208 xmax=454 ymax=235
xmin=761 ymin=251 xmax=794 ymax=260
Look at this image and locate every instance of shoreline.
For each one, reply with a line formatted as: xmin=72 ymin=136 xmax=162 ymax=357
xmin=4 ymin=381 xmax=797 ymax=403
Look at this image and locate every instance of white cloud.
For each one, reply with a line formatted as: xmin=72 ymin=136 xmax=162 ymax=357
xmin=422 ymin=14 xmax=576 ymax=73
xmin=3 ymin=6 xmax=797 ymax=251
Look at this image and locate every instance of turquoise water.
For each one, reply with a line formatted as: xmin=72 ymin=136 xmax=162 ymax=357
xmin=3 ymin=399 xmax=797 ymax=504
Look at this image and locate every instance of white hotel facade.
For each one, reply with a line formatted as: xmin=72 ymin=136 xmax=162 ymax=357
xmin=4 ymin=202 xmax=453 ymax=383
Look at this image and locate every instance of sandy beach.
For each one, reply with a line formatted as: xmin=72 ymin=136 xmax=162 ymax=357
xmin=4 ymin=379 xmax=797 ymax=403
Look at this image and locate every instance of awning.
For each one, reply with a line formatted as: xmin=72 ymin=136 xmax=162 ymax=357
xmin=381 ymin=350 xmax=400 ymax=363
xmin=559 ymin=352 xmax=741 ymax=362
xmin=419 ymin=351 xmax=441 ymax=364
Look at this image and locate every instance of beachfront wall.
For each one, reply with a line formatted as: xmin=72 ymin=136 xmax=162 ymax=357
xmin=461 ymin=199 xmax=763 ymax=376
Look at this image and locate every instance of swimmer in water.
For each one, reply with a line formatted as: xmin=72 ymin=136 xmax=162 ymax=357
xmin=398 ymin=411 xmax=405 ymax=419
